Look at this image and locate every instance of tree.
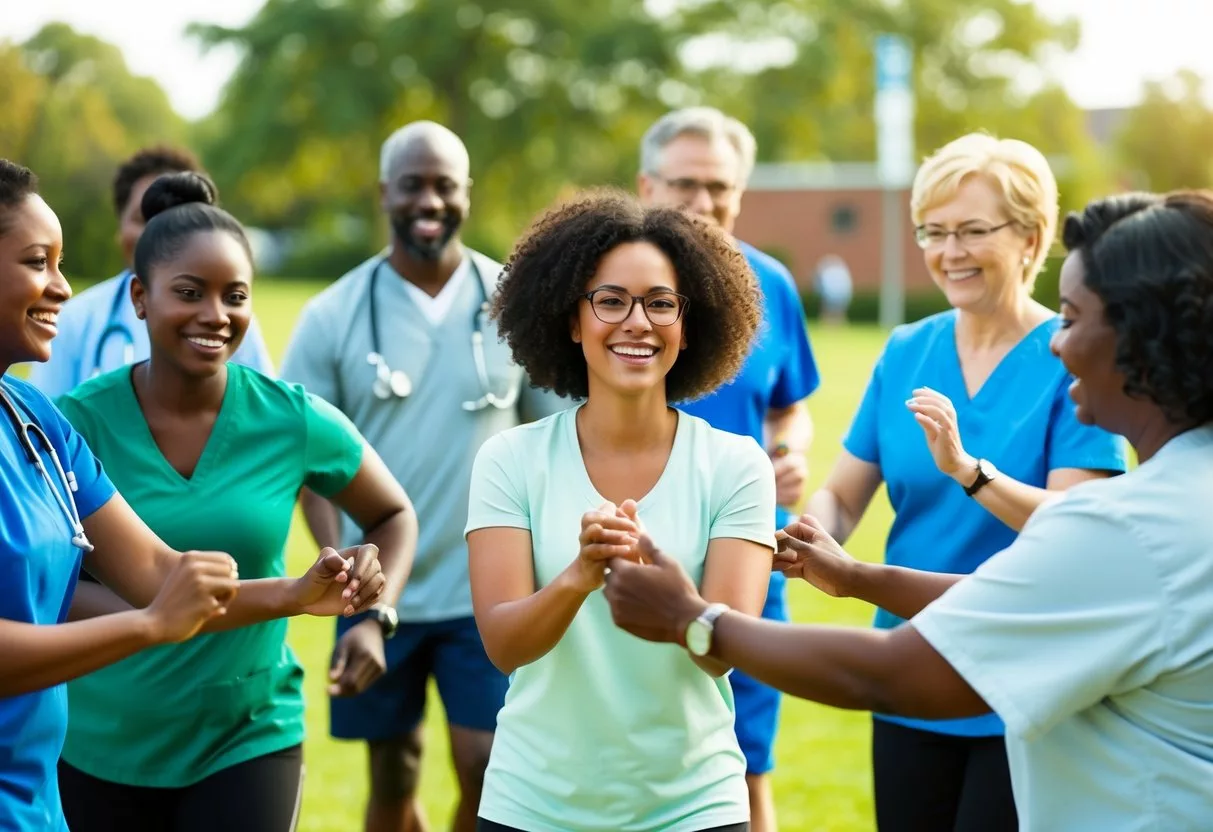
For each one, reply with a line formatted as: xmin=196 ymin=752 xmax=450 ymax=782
xmin=0 ymin=24 xmax=187 ymax=280
xmin=189 ymin=0 xmax=732 ymax=268
xmin=1112 ymin=69 xmax=1213 ymax=193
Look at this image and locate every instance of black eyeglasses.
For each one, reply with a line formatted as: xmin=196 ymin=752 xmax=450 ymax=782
xmin=914 ymin=221 xmax=1015 ymax=250
xmin=582 ymin=288 xmax=688 ymax=327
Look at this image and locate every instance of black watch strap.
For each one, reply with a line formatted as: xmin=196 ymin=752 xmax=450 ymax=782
xmin=964 ymin=460 xmax=993 ymax=497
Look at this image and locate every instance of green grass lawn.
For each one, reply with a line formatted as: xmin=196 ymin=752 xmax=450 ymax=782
xmin=245 ymin=281 xmax=894 ymax=832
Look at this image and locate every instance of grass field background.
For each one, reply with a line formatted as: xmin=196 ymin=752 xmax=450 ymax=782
xmin=240 ymin=281 xmax=896 ymax=832
xmin=19 ymin=279 xmax=895 ymax=831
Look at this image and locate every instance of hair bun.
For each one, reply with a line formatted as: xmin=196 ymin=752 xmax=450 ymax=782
xmin=141 ymin=171 xmax=219 ymax=222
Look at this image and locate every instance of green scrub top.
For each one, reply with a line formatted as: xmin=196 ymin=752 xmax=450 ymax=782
xmin=55 ymin=363 xmax=365 ymax=787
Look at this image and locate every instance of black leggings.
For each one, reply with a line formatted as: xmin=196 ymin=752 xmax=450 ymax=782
xmin=477 ymin=821 xmax=747 ymax=832
xmin=872 ymin=719 xmax=1017 ymax=832
xmin=58 ymin=744 xmax=304 ymax=832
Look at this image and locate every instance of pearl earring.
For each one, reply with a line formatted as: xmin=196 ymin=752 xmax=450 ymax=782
xmin=1022 ymin=256 xmax=1031 ymax=266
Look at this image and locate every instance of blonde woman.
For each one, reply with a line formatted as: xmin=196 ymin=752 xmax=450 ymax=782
xmin=795 ymin=134 xmax=1127 ymax=830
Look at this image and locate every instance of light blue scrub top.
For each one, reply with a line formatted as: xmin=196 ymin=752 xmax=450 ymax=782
xmin=842 ymin=310 xmax=1128 ymax=736
xmin=0 ymin=375 xmax=115 ymax=830
xmin=28 ymin=270 xmax=275 ymax=398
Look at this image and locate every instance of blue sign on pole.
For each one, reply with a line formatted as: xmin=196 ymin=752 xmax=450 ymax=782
xmin=875 ymin=34 xmax=912 ymax=93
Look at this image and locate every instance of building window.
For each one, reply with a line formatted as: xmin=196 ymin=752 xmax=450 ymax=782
xmin=831 ymin=204 xmax=858 ymax=234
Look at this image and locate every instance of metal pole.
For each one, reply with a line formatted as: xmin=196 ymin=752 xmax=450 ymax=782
xmin=880 ymin=188 xmax=905 ymax=329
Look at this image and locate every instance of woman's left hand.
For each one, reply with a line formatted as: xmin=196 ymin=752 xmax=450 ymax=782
xmin=291 ymin=544 xmax=385 ymax=617
xmin=906 ymin=387 xmax=975 ymax=479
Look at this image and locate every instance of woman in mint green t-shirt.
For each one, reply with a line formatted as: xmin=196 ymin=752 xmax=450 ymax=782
xmin=54 ymin=172 xmax=418 ymax=832
xmin=465 ymin=192 xmax=777 ymax=832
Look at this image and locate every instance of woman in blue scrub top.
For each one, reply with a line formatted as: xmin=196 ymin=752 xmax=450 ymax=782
xmin=0 ymin=159 xmax=388 ymax=832
xmin=797 ymin=134 xmax=1128 ymax=830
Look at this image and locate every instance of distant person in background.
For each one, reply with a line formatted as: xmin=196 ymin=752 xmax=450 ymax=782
xmin=813 ymin=254 xmax=853 ymax=325
xmin=637 ymin=106 xmax=819 ymax=832
xmin=29 ymin=146 xmax=273 ymax=397
xmin=281 ymin=121 xmax=566 ymax=832
xmin=790 ymin=133 xmax=1128 ymax=831
xmin=604 ymin=187 xmax=1213 ymax=832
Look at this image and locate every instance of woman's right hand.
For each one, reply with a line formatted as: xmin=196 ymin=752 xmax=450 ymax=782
xmin=144 ymin=551 xmax=241 ymax=643
xmin=774 ymin=514 xmax=860 ymax=598
xmin=573 ymin=500 xmax=640 ymax=593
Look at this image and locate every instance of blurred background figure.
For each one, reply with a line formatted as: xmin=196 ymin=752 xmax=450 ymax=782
xmin=813 ymin=255 xmax=853 ymax=325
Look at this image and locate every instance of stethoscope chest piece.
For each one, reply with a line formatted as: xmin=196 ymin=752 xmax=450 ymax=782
xmin=368 ymin=352 xmax=412 ymax=400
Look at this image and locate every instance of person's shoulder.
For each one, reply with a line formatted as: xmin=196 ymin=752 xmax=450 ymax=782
xmin=736 ymin=240 xmax=798 ymax=290
xmin=297 ymin=256 xmax=381 ymax=317
xmin=884 ymin=309 xmax=956 ymax=354
xmin=4 ymin=374 xmax=79 ymax=440
xmin=56 ymin=365 xmax=129 ymax=410
xmin=466 ymin=248 xmax=505 ymax=294
xmin=683 ymin=411 xmax=769 ymax=466
xmin=2 ymin=374 xmax=52 ymax=413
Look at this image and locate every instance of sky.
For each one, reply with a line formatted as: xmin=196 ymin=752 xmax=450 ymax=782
xmin=4 ymin=0 xmax=1212 ymax=121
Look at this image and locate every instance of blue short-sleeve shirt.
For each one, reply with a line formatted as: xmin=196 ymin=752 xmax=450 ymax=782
xmin=680 ymin=240 xmax=821 ymax=533
xmin=843 ymin=311 xmax=1128 ymax=736
xmin=0 ymin=375 xmax=115 ymax=830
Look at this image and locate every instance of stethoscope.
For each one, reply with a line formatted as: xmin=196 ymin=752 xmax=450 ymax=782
xmin=364 ymin=255 xmax=520 ymax=411
xmin=0 ymin=385 xmax=93 ymax=552
xmin=90 ymin=270 xmax=136 ymax=379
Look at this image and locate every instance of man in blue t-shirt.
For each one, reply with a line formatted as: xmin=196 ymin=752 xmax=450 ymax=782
xmin=637 ymin=107 xmax=820 ymax=832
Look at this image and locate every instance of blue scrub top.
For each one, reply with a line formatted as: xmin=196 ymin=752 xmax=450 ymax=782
xmin=27 ymin=270 xmax=276 ymax=399
xmin=843 ymin=310 xmax=1129 ymax=736
xmin=679 ymin=241 xmax=821 ymax=602
xmin=0 ymin=375 xmax=115 ymax=830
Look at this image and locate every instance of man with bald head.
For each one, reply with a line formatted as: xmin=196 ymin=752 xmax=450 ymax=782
xmin=281 ymin=121 xmax=565 ymax=832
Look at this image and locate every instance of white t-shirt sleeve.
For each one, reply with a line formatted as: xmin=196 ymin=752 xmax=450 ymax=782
xmin=709 ymin=436 xmax=777 ymax=550
xmin=466 ymin=432 xmax=531 ymax=534
xmin=912 ymin=491 xmax=1169 ymax=740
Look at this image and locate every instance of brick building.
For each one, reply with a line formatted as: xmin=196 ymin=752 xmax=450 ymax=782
xmin=733 ymin=161 xmax=930 ymax=295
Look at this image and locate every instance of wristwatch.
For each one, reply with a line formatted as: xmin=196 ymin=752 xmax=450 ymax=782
xmin=963 ymin=458 xmax=998 ymax=497
xmin=684 ymin=603 xmax=730 ymax=657
xmin=364 ymin=603 xmax=399 ymax=640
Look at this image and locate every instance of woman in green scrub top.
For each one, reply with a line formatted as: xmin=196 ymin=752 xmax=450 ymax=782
xmin=0 ymin=161 xmax=386 ymax=832
xmin=53 ymin=172 xmax=419 ymax=832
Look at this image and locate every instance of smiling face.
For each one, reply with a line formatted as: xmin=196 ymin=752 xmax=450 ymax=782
xmin=380 ymin=138 xmax=470 ymax=262
xmin=919 ymin=175 xmax=1038 ymax=314
xmin=130 ymin=230 xmax=253 ymax=378
xmin=571 ymin=241 xmax=687 ymax=400
xmin=1050 ymin=251 xmax=1124 ymax=431
xmin=0 ymin=195 xmax=71 ymax=370
xmin=637 ymin=133 xmax=744 ymax=233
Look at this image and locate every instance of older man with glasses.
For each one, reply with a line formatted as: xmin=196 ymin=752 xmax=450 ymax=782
xmin=636 ymin=107 xmax=821 ymax=832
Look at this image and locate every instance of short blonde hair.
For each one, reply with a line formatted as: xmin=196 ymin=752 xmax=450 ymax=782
xmin=911 ymin=133 xmax=1058 ymax=287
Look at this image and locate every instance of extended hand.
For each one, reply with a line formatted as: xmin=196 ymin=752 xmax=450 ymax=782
xmin=774 ymin=514 xmax=859 ymax=598
xmin=574 ymin=501 xmax=639 ymax=593
xmin=292 ymin=544 xmax=385 ymax=617
xmin=906 ymin=387 xmax=974 ymax=479
xmin=328 ymin=618 xmax=387 ymax=697
xmin=603 ymin=536 xmax=705 ymax=644
xmin=146 ymin=551 xmax=241 ymax=643
xmin=771 ymin=448 xmax=809 ymax=508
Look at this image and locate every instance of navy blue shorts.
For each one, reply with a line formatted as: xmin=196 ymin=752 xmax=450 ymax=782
xmin=330 ymin=614 xmax=507 ymax=740
xmin=730 ymin=572 xmax=788 ymax=775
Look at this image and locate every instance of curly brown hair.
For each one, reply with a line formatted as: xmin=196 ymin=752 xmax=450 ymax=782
xmin=494 ymin=189 xmax=761 ymax=403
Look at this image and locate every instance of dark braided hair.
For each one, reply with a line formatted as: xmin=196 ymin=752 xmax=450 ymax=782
xmin=493 ymin=189 xmax=761 ymax=402
xmin=1062 ymin=190 xmax=1213 ymax=426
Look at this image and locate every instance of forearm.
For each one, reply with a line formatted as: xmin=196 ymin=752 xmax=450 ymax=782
xmin=804 ymin=487 xmax=860 ymax=543
xmin=766 ymin=402 xmax=812 ymax=454
xmin=301 ymin=487 xmax=343 ymax=550
xmin=957 ymin=467 xmax=1054 ymax=532
xmin=0 ymin=612 xmax=161 ymax=697
xmin=708 ymin=613 xmax=987 ymax=720
xmin=478 ymin=566 xmax=593 ymax=675
xmin=198 ymin=579 xmax=294 ymax=631
xmin=68 ymin=581 xmax=134 ymax=621
xmin=359 ymin=508 xmax=417 ymax=606
xmin=847 ymin=561 xmax=964 ymax=620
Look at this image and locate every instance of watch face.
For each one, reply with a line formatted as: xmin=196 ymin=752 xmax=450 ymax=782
xmin=686 ymin=620 xmax=710 ymax=656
